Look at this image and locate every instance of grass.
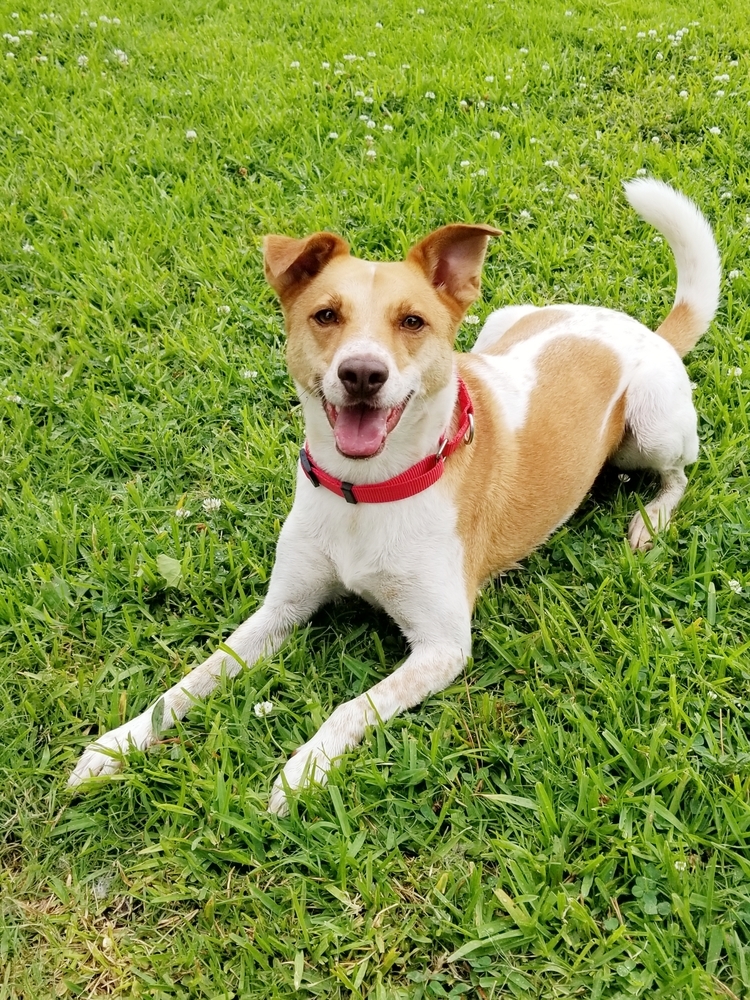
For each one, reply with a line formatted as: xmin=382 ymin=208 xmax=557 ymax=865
xmin=1 ymin=0 xmax=749 ymax=995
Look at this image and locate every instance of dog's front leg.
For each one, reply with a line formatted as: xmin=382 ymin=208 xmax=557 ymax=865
xmin=268 ymin=619 xmax=470 ymax=816
xmin=68 ymin=512 xmax=339 ymax=787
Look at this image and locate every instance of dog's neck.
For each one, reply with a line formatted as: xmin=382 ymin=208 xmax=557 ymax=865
xmin=298 ymin=369 xmax=459 ymax=485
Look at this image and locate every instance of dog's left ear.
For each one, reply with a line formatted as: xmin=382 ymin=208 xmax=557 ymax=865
xmin=407 ymin=224 xmax=501 ymax=310
xmin=264 ymin=232 xmax=350 ymax=299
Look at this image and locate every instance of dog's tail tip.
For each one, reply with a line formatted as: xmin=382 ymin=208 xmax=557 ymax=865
xmin=623 ymin=177 xmax=721 ymax=357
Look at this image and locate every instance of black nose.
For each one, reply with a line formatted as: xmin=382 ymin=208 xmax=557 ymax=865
xmin=337 ymin=356 xmax=389 ymax=399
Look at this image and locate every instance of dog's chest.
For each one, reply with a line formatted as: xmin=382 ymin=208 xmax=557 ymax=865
xmin=298 ymin=480 xmax=465 ymax=609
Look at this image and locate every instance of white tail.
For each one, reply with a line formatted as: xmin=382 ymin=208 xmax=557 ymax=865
xmin=623 ymin=178 xmax=721 ymax=356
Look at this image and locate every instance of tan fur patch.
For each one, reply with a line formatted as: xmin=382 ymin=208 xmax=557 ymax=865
xmin=447 ymin=338 xmax=626 ymax=600
xmin=656 ymin=302 xmax=702 ymax=358
xmin=483 ymin=308 xmax=571 ymax=355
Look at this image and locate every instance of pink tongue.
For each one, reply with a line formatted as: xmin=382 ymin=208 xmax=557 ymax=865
xmin=334 ymin=404 xmax=389 ymax=457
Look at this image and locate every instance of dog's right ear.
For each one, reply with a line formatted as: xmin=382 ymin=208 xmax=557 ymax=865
xmin=263 ymin=233 xmax=350 ymax=298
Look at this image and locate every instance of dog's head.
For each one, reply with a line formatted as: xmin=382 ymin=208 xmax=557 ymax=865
xmin=264 ymin=224 xmax=499 ymax=473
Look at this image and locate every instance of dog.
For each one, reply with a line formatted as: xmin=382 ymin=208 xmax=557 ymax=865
xmin=68 ymin=178 xmax=720 ymax=814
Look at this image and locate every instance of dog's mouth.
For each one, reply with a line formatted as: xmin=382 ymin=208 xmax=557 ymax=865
xmin=323 ymin=396 xmax=411 ymax=458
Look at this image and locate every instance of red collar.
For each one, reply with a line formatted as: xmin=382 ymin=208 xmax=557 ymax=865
xmin=299 ymin=378 xmax=474 ymax=504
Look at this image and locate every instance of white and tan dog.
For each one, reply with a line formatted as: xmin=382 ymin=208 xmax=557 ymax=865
xmin=69 ymin=179 xmax=720 ymax=814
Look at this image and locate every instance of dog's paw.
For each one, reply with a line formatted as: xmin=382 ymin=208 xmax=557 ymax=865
xmin=68 ymin=718 xmax=154 ymax=788
xmin=267 ymin=739 xmax=338 ymax=816
xmin=628 ymin=504 xmax=670 ymax=552
xmin=628 ymin=511 xmax=655 ymax=552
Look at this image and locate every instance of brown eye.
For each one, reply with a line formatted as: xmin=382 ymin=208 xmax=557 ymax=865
xmin=402 ymin=315 xmax=425 ymax=332
xmin=314 ymin=308 xmax=338 ymax=326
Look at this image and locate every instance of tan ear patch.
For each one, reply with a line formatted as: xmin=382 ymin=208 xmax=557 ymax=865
xmin=263 ymin=232 xmax=350 ymax=299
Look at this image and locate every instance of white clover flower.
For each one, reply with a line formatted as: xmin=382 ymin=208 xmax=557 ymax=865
xmin=5 ymin=394 xmax=22 ymax=403
xmin=474 ymin=168 xmax=487 ymax=176
xmin=541 ymin=62 xmax=550 ymax=70
xmin=242 ymin=369 xmax=258 ymax=378
xmin=460 ymin=159 xmax=470 ymax=167
xmin=113 ymin=16 xmax=120 ymax=24
xmin=363 ymin=95 xmax=373 ymax=104
xmin=459 ymin=99 xmax=468 ymax=107
xmin=22 ymin=242 xmax=35 ymax=252
xmin=112 ymin=47 xmax=128 ymax=64
xmin=425 ymin=90 xmax=435 ymax=99
xmin=708 ymin=690 xmax=718 ymax=700
xmin=636 ymin=168 xmax=647 ymax=175
xmin=728 ymin=579 xmax=743 ymax=594
xmin=365 ymin=148 xmax=376 ymax=158
xmin=321 ymin=61 xmax=329 ymax=68
xmin=648 ymin=29 xmax=657 ymax=36
xmin=714 ymin=74 xmax=730 ymax=82
xmin=668 ymin=74 xmax=676 ymax=81
xmin=10 ymin=11 xmax=18 ymax=16
xmin=637 ymin=31 xmax=646 ymax=38
xmin=485 ymin=74 xmax=494 ymax=82
xmin=328 ymin=131 xmax=338 ymax=139
xmin=518 ymin=209 xmax=531 ymax=219
xmin=728 ymin=366 xmax=742 ymax=376
xmin=720 ymin=191 xmax=731 ymax=200
xmin=478 ymin=100 xmax=485 ymax=107
xmin=708 ymin=126 xmax=721 ymax=135
xmin=343 ymin=53 xmax=357 ymax=61
xmin=519 ymin=46 xmax=528 ymax=53
xmin=382 ymin=123 xmax=393 ymax=131
xmin=505 ymin=74 xmax=511 ymax=81
xmin=35 ymin=54 xmax=48 ymax=62
xmin=217 ymin=304 xmax=230 ymax=315
xmin=651 ymin=136 xmax=660 ymax=144
xmin=359 ymin=114 xmax=368 ymax=121
xmin=465 ymin=315 xmax=480 ymax=325
xmin=679 ymin=90 xmax=688 ymax=98
xmin=565 ymin=10 xmax=573 ymax=16
xmin=185 ymin=129 xmax=197 ymax=141
xmin=655 ymin=51 xmax=663 ymax=60
xmin=674 ymin=861 xmax=687 ymax=872
xmin=728 ymin=269 xmax=740 ymax=280
xmin=366 ymin=119 xmax=376 ymax=128
xmin=367 ymin=51 xmax=376 ymax=58
xmin=544 ymin=159 xmax=559 ymax=167
xmin=401 ymin=63 xmax=410 ymax=69
xmin=290 ymin=60 xmax=300 ymax=68
xmin=375 ymin=21 xmax=383 ymax=28
xmin=355 ymin=89 xmax=365 ymax=97
xmin=653 ymin=235 xmax=663 ymax=243
xmin=202 ymin=497 xmax=221 ymax=512
xmin=333 ymin=68 xmax=343 ymax=75
xmin=77 ymin=53 xmax=88 ymax=66
xmin=567 ymin=192 xmax=579 ymax=200
xmin=620 ymin=25 xmax=626 ymax=31
xmin=364 ymin=134 xmax=374 ymax=144
xmin=416 ymin=7 xmax=425 ymax=12
xmin=716 ymin=90 xmax=725 ymax=98
xmin=253 ymin=701 xmax=274 ymax=718
xmin=174 ymin=508 xmax=192 ymax=519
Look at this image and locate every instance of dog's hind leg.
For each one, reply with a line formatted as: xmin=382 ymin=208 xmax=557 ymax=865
xmin=612 ymin=352 xmax=699 ymax=552
xmin=68 ymin=511 xmax=340 ymax=786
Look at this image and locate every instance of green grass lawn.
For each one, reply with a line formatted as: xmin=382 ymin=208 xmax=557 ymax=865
xmin=1 ymin=0 xmax=749 ymax=995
